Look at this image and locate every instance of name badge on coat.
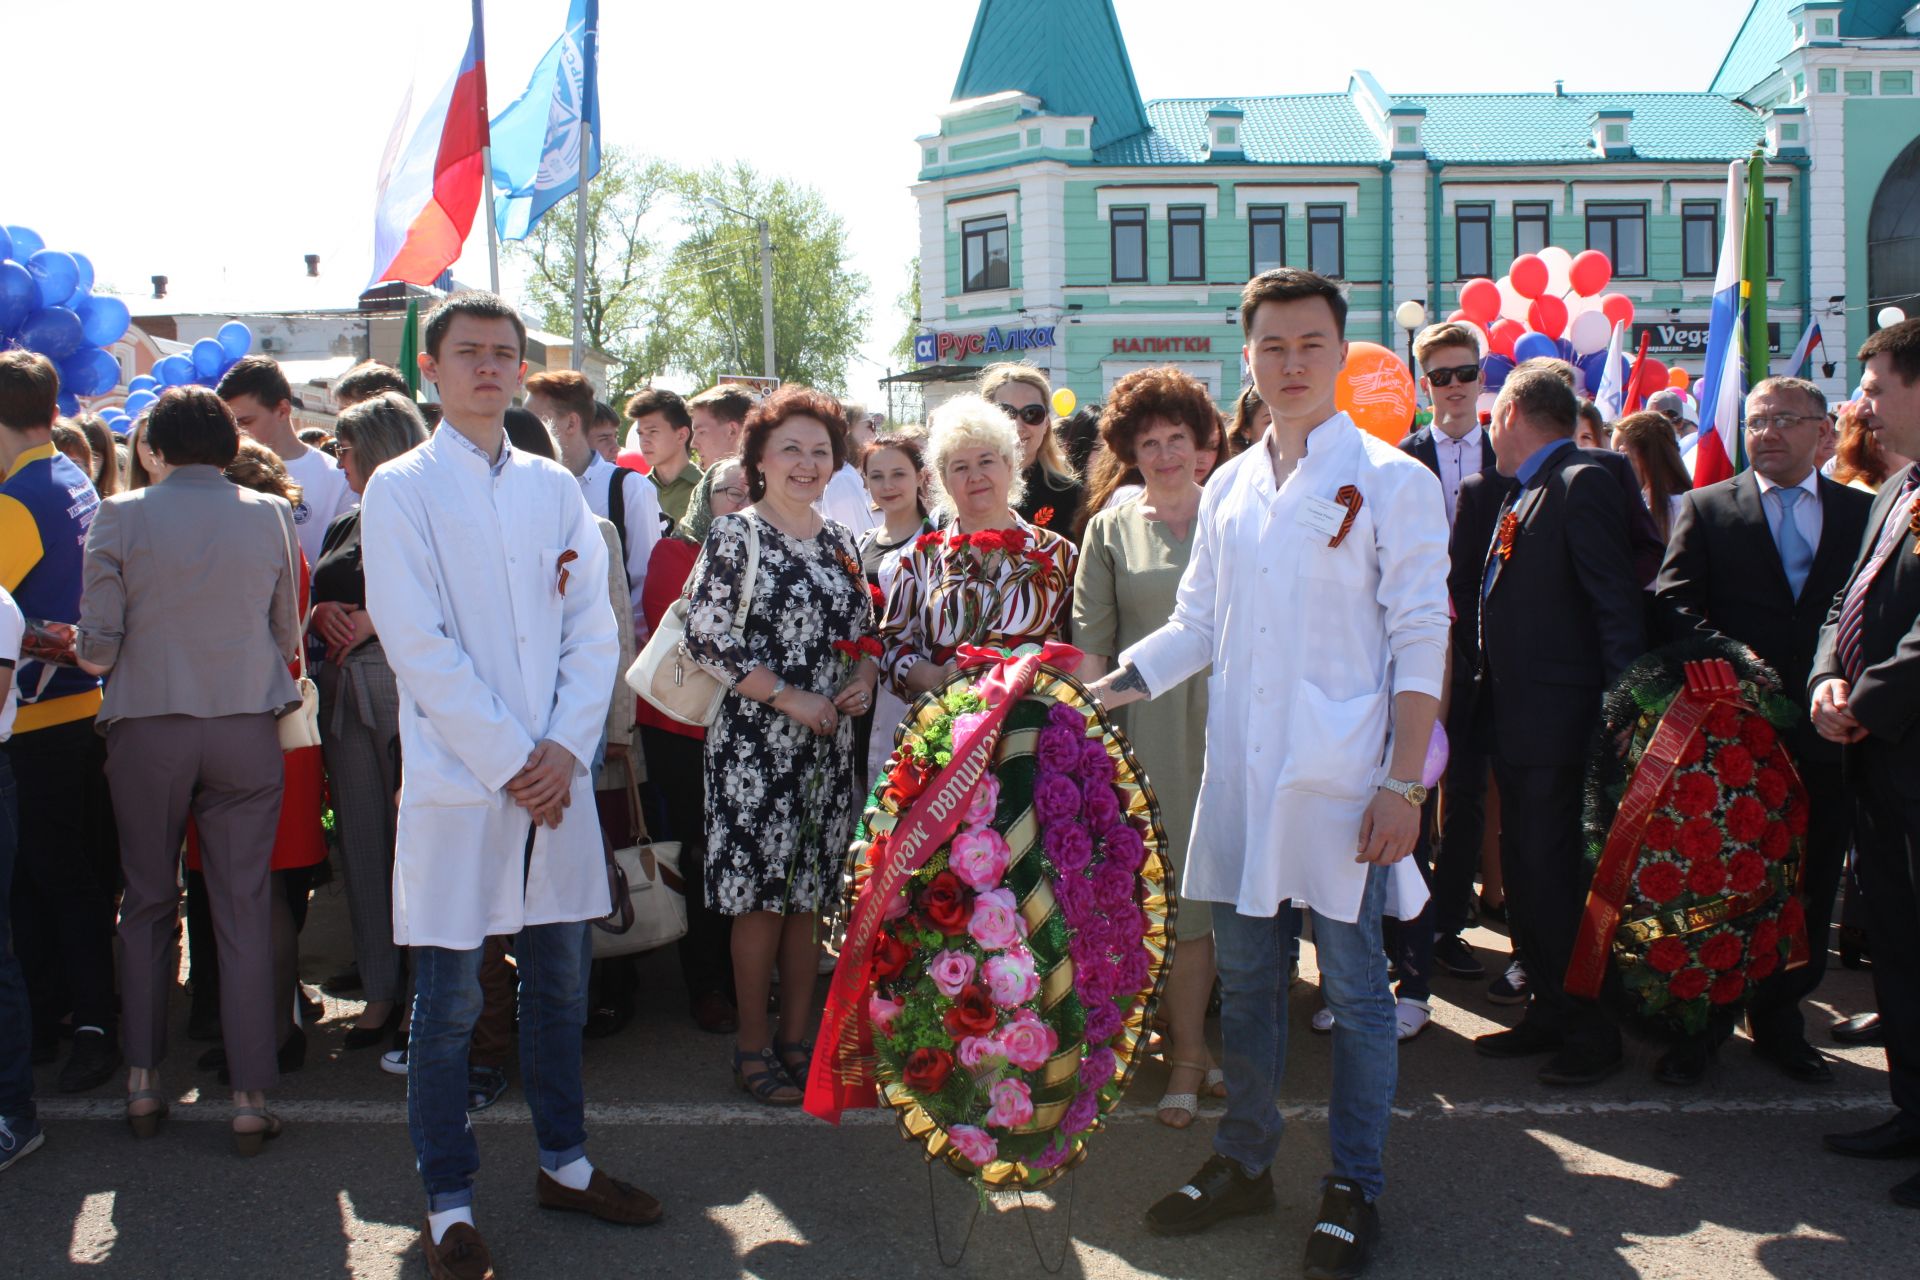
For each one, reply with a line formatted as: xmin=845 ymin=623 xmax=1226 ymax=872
xmin=1297 ymin=496 xmax=1348 ymax=540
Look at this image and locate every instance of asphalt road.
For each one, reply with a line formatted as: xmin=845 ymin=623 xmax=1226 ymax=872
xmin=6 ymin=882 xmax=1914 ymax=1280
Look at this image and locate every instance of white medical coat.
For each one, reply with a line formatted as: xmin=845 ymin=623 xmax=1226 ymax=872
xmin=361 ymin=426 xmax=619 ymax=950
xmin=1122 ymin=413 xmax=1450 ymax=924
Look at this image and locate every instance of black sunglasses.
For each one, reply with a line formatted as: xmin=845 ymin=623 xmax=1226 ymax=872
xmin=997 ymin=401 xmax=1049 ymax=427
xmin=1426 ymin=364 xmax=1481 ymax=388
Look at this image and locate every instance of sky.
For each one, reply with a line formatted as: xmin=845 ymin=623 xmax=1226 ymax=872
xmin=0 ymin=0 xmax=1759 ymax=409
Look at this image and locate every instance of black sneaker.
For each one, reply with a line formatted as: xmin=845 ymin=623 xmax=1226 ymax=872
xmin=58 ymin=1029 xmax=120 ymax=1094
xmin=1431 ymin=934 xmax=1485 ymax=980
xmin=1301 ymin=1178 xmax=1378 ymax=1280
xmin=1486 ymin=959 xmax=1529 ymax=1006
xmin=1144 ymin=1154 xmax=1275 ymax=1236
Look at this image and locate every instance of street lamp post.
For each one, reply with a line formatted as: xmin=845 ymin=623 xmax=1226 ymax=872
xmin=1395 ymin=299 xmax=1428 ymax=379
xmin=705 ymin=197 xmax=776 ymax=382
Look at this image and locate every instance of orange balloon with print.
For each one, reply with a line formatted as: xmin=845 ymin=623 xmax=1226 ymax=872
xmin=1335 ymin=342 xmax=1419 ymax=444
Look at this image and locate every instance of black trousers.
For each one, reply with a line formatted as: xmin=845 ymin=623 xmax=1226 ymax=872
xmin=1493 ymin=757 xmax=1621 ymax=1057
xmin=1743 ymin=762 xmax=1851 ymax=1047
xmin=640 ymin=725 xmax=733 ymax=1002
xmin=1852 ymin=750 xmax=1920 ymax=1122
xmin=5 ymin=719 xmax=119 ymax=1043
xmin=1431 ymin=743 xmax=1489 ymax=939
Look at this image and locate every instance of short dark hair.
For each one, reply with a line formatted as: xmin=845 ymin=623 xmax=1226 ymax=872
xmin=740 ymin=385 xmax=848 ymax=502
xmin=424 ymin=291 xmax=527 ymax=360
xmin=1239 ymin=268 xmax=1348 ymax=338
xmin=333 ymin=361 xmax=410 ymax=407
xmin=1497 ymin=366 xmax=1579 ymax=436
xmin=592 ymin=400 xmax=619 ymax=430
xmin=687 ymin=384 xmax=757 ymax=426
xmin=503 ymin=406 xmax=556 ymax=460
xmin=146 ymin=386 xmax=241 ymax=467
xmin=1749 ymin=375 xmax=1827 ymax=418
xmin=215 ymin=355 xmax=293 ymax=409
xmin=625 ymin=386 xmax=691 ymax=434
xmin=0 ymin=349 xmax=60 ymax=433
xmin=524 ymin=368 xmax=597 ymax=431
xmin=1859 ymin=317 xmax=1920 ymax=387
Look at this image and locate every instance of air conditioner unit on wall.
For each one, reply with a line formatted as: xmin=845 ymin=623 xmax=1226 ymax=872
xmin=258 ymin=335 xmax=277 ymax=352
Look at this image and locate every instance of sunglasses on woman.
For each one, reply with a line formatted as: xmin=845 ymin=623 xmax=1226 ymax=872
xmin=1425 ymin=364 xmax=1481 ymax=388
xmin=996 ymin=402 xmax=1050 ymax=427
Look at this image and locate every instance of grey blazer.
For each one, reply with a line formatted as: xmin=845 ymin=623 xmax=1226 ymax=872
xmin=79 ymin=465 xmax=302 ymax=727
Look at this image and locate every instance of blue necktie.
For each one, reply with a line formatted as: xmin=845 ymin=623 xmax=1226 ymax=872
xmin=1772 ymin=486 xmax=1814 ymax=600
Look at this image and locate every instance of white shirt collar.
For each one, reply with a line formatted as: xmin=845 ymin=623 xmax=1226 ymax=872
xmin=1753 ymin=468 xmax=1820 ymax=499
xmin=1434 ymin=423 xmax=1482 ymax=450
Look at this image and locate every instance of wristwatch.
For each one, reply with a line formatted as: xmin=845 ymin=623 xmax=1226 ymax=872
xmin=766 ymin=676 xmax=788 ymax=704
xmin=1380 ymin=777 xmax=1429 ymax=807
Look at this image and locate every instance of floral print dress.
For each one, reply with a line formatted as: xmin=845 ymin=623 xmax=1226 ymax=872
xmin=684 ymin=511 xmax=876 ymax=916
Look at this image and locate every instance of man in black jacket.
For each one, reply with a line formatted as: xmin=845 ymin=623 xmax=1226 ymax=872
xmin=1655 ymin=376 xmax=1871 ymax=1087
xmin=1810 ymin=319 xmax=1920 ymax=1207
xmin=1467 ymin=366 xmax=1644 ymax=1086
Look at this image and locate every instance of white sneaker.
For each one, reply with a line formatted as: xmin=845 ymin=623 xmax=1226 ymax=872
xmin=379 ymin=1046 xmax=409 ymax=1076
xmin=1310 ymin=1006 xmax=1336 ymax=1034
xmin=1395 ymin=997 xmax=1432 ymax=1041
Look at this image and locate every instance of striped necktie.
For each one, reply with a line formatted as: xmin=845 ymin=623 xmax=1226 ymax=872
xmin=1834 ymin=471 xmax=1920 ymax=683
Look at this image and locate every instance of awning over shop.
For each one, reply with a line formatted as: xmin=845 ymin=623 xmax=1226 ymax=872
xmin=879 ymin=363 xmax=980 ymax=385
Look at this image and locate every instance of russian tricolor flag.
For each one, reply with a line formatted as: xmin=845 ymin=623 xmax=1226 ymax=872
xmin=1694 ymin=161 xmax=1749 ymax=488
xmin=370 ymin=1 xmax=490 ymax=287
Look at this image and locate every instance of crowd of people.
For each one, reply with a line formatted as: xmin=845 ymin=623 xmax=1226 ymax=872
xmin=0 ymin=269 xmax=1918 ymax=1278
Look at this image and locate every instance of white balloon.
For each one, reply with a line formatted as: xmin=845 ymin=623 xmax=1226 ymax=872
xmin=1455 ymin=319 xmax=1490 ymax=358
xmin=1496 ymin=275 xmax=1531 ymax=324
xmin=1539 ymin=246 xmax=1574 ymax=297
xmin=1476 ymin=391 xmax=1498 ymax=417
xmin=1569 ymin=310 xmax=1613 ymax=357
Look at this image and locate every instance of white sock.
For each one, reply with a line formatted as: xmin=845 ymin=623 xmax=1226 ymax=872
xmin=427 ymin=1207 xmax=473 ymax=1244
xmin=542 ymin=1155 xmax=594 ymax=1191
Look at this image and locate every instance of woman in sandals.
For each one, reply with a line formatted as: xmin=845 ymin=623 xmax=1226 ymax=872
xmin=683 ymin=387 xmax=879 ymax=1105
xmin=1072 ymin=366 xmax=1224 ymax=1127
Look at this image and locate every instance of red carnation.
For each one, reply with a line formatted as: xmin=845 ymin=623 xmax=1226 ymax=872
xmin=1726 ymin=795 xmax=1768 ymax=844
xmin=1678 ymin=819 xmax=1724 ymax=863
xmin=1728 ymin=850 xmax=1767 ymax=895
xmin=1785 ymin=800 xmax=1808 ymax=836
xmin=1740 ymin=717 xmax=1776 ymax=755
xmin=1644 ymin=815 xmax=1679 ymax=853
xmin=972 ymin=530 xmax=1005 ymax=554
xmin=1003 ymin=528 xmax=1031 ymax=554
xmin=1674 ymin=772 xmax=1719 ymax=818
xmin=1678 ymin=734 xmax=1708 ymax=767
xmin=1753 ymin=767 xmax=1789 ymax=810
xmin=1715 ymin=744 xmax=1755 ymax=790
xmin=1778 ymin=896 xmax=1806 ymax=936
xmin=1687 ymin=856 xmax=1728 ymax=896
xmin=1709 ymin=971 xmax=1746 ymax=1005
xmin=1748 ymin=950 xmax=1779 ymax=981
xmin=1647 ymin=936 xmax=1690 ymax=974
xmin=872 ymin=932 xmax=912 ymax=982
xmin=1668 ymin=966 xmax=1710 ymax=1001
xmin=1759 ymin=824 xmax=1790 ymax=863
xmin=919 ymin=871 xmax=973 ymax=936
xmin=1637 ymin=861 xmax=1685 ymax=904
xmin=915 ymin=532 xmax=944 ymax=553
xmin=1750 ymin=918 xmax=1782 ymax=957
xmin=1699 ymin=932 xmax=1744 ymax=972
xmin=903 ymin=1046 xmax=954 ymax=1094
xmin=1705 ymin=703 xmax=1742 ymax=740
xmin=942 ymin=984 xmax=999 ymax=1039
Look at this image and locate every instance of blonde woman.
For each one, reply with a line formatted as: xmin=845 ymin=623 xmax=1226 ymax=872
xmin=980 ymin=363 xmax=1084 ymax=538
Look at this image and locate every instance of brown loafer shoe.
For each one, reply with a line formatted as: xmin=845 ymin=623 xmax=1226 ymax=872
xmin=422 ymin=1220 xmax=495 ymax=1280
xmin=536 ymin=1168 xmax=664 ymax=1226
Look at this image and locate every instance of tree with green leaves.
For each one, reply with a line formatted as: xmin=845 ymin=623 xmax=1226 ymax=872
xmin=891 ymin=257 xmax=920 ymax=366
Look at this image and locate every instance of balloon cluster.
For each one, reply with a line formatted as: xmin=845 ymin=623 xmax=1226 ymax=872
xmin=1 ymin=223 xmax=254 ymax=435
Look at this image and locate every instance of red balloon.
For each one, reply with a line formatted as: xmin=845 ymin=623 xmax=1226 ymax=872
xmin=1488 ymin=318 xmax=1523 ymax=360
xmin=1569 ymin=250 xmax=1613 ymax=298
xmin=1633 ymin=358 xmax=1669 ymax=401
xmin=1601 ymin=293 xmax=1635 ymax=329
xmin=1458 ymin=278 xmax=1501 ymax=326
xmin=1510 ymin=254 xmax=1549 ymax=300
xmin=1527 ymin=295 xmax=1569 ymax=340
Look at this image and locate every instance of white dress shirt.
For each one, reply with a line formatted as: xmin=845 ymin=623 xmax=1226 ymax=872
xmin=1120 ymin=413 xmax=1450 ymax=924
xmin=817 ymin=462 xmax=880 ymax=536
xmin=578 ymin=452 xmax=662 ymax=629
xmin=1431 ymin=424 xmax=1483 ymax=530
xmin=284 ymin=446 xmax=356 ymax=568
xmin=1753 ymin=467 xmax=1823 ymax=556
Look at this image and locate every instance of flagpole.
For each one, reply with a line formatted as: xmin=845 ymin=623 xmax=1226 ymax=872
xmin=473 ymin=0 xmax=499 ymax=294
xmin=570 ymin=0 xmax=597 ymax=371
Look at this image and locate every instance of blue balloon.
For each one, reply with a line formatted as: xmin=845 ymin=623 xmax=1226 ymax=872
xmin=191 ymin=337 xmax=226 ymax=380
xmin=127 ymin=373 xmax=157 ymax=393
xmin=1480 ymin=353 xmax=1516 ymax=393
xmin=56 ymin=392 xmax=78 ymax=419
xmin=155 ymin=354 xmax=194 ymax=386
xmin=0 ymin=260 xmax=34 ymax=334
xmin=122 ymin=389 xmax=157 ymax=416
xmin=0 ymin=225 xmax=12 ymax=263
xmin=71 ymin=252 xmax=94 ymax=295
xmin=216 ymin=320 xmax=253 ymax=361
xmin=26 ymin=251 xmax=78 ymax=309
xmin=59 ymin=346 xmax=121 ymax=398
xmin=18 ymin=306 xmax=84 ymax=360
xmin=5 ymin=225 xmax=44 ymax=261
xmin=76 ymin=294 xmax=130 ymax=348
xmin=1513 ymin=332 xmax=1559 ymax=364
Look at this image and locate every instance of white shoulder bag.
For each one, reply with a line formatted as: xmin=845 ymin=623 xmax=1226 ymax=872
xmin=626 ymin=515 xmax=760 ymax=728
xmin=275 ymin=507 xmax=323 ymax=753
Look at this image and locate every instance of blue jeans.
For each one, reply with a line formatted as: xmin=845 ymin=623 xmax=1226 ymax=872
xmin=408 ymin=920 xmax=593 ymax=1210
xmin=1213 ymin=866 xmax=1397 ymax=1202
xmin=0 ymin=751 xmax=32 ymax=1122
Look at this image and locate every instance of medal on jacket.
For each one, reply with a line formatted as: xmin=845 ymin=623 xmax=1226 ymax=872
xmin=1497 ymin=510 xmax=1518 ymax=562
xmin=1328 ymin=486 xmax=1364 ymax=549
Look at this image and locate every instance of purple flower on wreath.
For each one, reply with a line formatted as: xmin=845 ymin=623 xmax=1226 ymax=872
xmin=1036 ymin=725 xmax=1082 ymax=773
xmin=1093 ymin=865 xmax=1136 ymax=913
xmin=1044 ymin=821 xmax=1093 ymax=875
xmin=1077 ymin=740 xmax=1115 ymax=785
xmin=1047 ymin=702 xmax=1087 ymax=734
xmin=1076 ymin=957 xmax=1119 ymax=1003
xmin=1028 ymin=1138 xmax=1072 ymax=1171
xmin=1084 ymin=783 xmax=1122 ymax=831
xmin=1082 ymin=998 xmax=1123 ymax=1044
xmin=1053 ymin=869 xmax=1091 ymax=920
xmin=1062 ymin=1087 xmax=1100 ymax=1136
xmin=1033 ymin=775 xmax=1082 ymax=825
xmin=1119 ymin=944 xmax=1153 ymax=991
xmin=1102 ymin=824 xmax=1147 ymax=874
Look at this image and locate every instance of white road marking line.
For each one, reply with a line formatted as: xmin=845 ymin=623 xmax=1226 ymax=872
xmin=30 ymin=1093 xmax=1892 ymax=1126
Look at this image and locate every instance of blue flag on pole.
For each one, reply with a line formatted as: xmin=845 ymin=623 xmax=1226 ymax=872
xmin=489 ymin=0 xmax=599 ymax=242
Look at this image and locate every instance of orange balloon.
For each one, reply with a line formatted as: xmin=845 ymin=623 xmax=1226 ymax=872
xmin=1335 ymin=342 xmax=1418 ymax=444
xmin=1668 ymin=367 xmax=1691 ymax=392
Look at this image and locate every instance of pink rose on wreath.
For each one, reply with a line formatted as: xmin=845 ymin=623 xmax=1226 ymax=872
xmin=1045 ymin=821 xmax=1094 ymax=874
xmin=1048 ymin=701 xmax=1087 ymax=733
xmin=1061 ymin=1087 xmax=1100 ymax=1135
xmin=1033 ymin=775 xmax=1083 ymax=825
xmin=1084 ymin=783 xmax=1122 ymax=830
xmin=1036 ymin=725 xmax=1082 ymax=772
xmin=868 ymin=993 xmax=903 ymax=1035
xmin=969 ymin=887 xmax=1027 ymax=951
xmin=1102 ymin=824 xmax=1147 ymax=874
xmin=958 ymin=1034 xmax=1006 ymax=1073
xmin=1083 ymin=998 xmax=1123 ymax=1045
xmin=999 ymin=1008 xmax=1060 ymax=1070
xmin=986 ymin=1078 xmax=1036 ymax=1128
xmin=949 ymin=827 xmax=1012 ymax=891
xmin=948 ymin=1124 xmax=999 ymax=1166
xmin=1077 ymin=739 xmax=1116 ymax=785
xmin=929 ymin=948 xmax=978 ymax=997
xmin=951 ymin=711 xmax=990 ymax=752
xmin=882 ymin=887 xmax=911 ymax=921
xmin=984 ymin=950 xmax=1040 ymax=1007
xmin=962 ymin=774 xmax=1002 ymax=828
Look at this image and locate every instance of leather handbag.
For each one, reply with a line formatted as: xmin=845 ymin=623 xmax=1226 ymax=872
xmin=592 ymin=757 xmax=688 ymax=958
xmin=626 ymin=515 xmax=759 ymax=728
xmin=275 ymin=509 xmax=323 ymax=754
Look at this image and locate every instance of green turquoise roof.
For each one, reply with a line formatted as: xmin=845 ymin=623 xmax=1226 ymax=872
xmin=1710 ymin=0 xmax=1913 ymax=96
xmin=1095 ymin=95 xmax=1376 ymax=164
xmin=952 ymin=0 xmax=1148 ymax=149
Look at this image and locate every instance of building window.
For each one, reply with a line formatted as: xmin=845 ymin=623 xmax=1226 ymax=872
xmin=1764 ymin=199 xmax=1777 ymax=277
xmin=1885 ymin=71 xmax=1914 ymax=95
xmin=1604 ymin=123 xmax=1627 ymax=143
xmin=1455 ymin=203 xmax=1493 ymax=279
xmin=1169 ymin=205 xmax=1205 ymax=282
xmin=1308 ymin=205 xmax=1344 ymax=278
xmin=1815 ymin=17 xmax=1835 ymax=37
xmin=1215 ymin=125 xmax=1237 ymax=147
xmin=1248 ymin=205 xmax=1285 ymax=276
xmin=1818 ymin=68 xmax=1837 ymax=93
xmin=1065 ymin=128 xmax=1085 ymax=147
xmin=1782 ymin=121 xmax=1801 ymax=141
xmin=1396 ymin=125 xmax=1418 ymax=144
xmin=1794 ymin=73 xmax=1806 ymax=98
xmin=924 ymin=148 xmax=939 ymax=166
xmin=1514 ymin=201 xmax=1552 ymax=257
xmin=1026 ymin=128 xmax=1041 ymax=146
xmin=1846 ymin=70 xmax=1873 ymax=95
xmin=1682 ymin=202 xmax=1719 ymax=277
xmin=1585 ymin=202 xmax=1647 ymax=277
xmin=1110 ymin=207 xmax=1147 ymax=283
xmin=960 ymin=215 xmax=1009 ymax=293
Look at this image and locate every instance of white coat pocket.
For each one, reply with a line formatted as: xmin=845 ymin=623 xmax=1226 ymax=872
xmin=1276 ymin=680 xmax=1390 ymax=802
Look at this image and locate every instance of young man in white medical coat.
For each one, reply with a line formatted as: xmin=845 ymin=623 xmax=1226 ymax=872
xmin=361 ymin=292 xmax=661 ymax=1279
xmin=1088 ymin=269 xmax=1450 ymax=1280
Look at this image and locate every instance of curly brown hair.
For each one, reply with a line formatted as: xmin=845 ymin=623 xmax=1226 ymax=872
xmin=740 ymin=384 xmax=849 ymax=502
xmin=1077 ymin=366 xmax=1216 ymax=535
xmin=223 ymin=437 xmax=304 ymax=506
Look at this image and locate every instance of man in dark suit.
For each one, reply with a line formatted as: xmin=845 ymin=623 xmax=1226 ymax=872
xmin=1810 ymin=319 xmax=1920 ymax=1207
xmin=1654 ymin=376 xmax=1872 ymax=1087
xmin=1467 ymin=366 xmax=1645 ymax=1086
